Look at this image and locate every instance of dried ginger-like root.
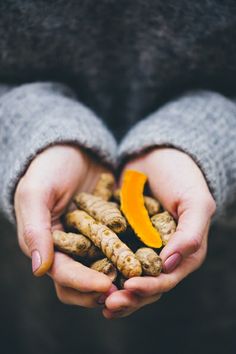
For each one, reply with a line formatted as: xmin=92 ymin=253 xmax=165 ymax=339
xmin=113 ymin=189 xmax=121 ymax=202
xmin=135 ymin=248 xmax=162 ymax=276
xmin=151 ymin=211 xmax=176 ymax=245
xmin=74 ymin=192 xmax=127 ymax=233
xmin=93 ymin=173 xmax=115 ymax=201
xmin=113 ymin=189 xmax=160 ymax=216
xmin=52 ymin=230 xmax=102 ymax=259
xmin=66 ymin=210 xmax=142 ymax=279
xmin=142 ymin=196 xmax=161 ymax=216
xmin=90 ymin=258 xmax=117 ymax=282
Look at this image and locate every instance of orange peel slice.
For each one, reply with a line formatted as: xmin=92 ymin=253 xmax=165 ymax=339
xmin=120 ymin=170 xmax=162 ymax=248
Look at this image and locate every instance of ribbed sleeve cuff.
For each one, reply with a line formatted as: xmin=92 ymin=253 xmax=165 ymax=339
xmin=119 ymin=90 xmax=236 ymax=218
xmin=0 ymin=82 xmax=117 ymax=221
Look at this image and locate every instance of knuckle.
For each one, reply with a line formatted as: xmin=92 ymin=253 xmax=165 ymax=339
xmin=192 ymin=249 xmax=207 ymax=272
xmin=205 ymin=196 xmax=216 ymax=217
xmin=50 ymin=263 xmax=66 ymax=283
xmin=16 ymin=179 xmax=45 ymax=201
xmin=162 ymin=278 xmax=175 ymax=293
xmin=128 ymin=296 xmax=140 ymax=308
xmin=186 ymin=234 xmax=201 ymax=253
xmin=18 ymin=236 xmax=28 ymax=255
xmin=23 ymin=225 xmax=37 ymax=249
xmin=15 ymin=179 xmax=28 ymax=199
xmin=67 ymin=274 xmax=81 ymax=291
xmin=55 ymin=287 xmax=71 ymax=305
xmin=85 ymin=300 xmax=100 ymax=309
xmin=21 ymin=185 xmax=40 ymax=199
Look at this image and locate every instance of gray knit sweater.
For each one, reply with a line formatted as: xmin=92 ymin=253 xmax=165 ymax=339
xmin=0 ymin=1 xmax=236 ymax=223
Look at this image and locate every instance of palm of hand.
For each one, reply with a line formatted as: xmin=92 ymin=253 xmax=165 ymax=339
xmin=14 ymin=145 xmax=114 ymax=309
xmin=102 ymin=148 xmax=215 ymax=319
xmin=14 ymin=145 xmax=215 ymax=317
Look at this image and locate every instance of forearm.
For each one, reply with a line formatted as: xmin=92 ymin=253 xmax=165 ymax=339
xmin=119 ymin=90 xmax=236 ymax=219
xmin=0 ymin=82 xmax=117 ymax=221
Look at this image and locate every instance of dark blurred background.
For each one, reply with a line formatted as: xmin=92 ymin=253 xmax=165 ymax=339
xmin=1 ymin=213 xmax=236 ymax=354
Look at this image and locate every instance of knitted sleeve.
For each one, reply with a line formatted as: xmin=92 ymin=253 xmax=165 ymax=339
xmin=119 ymin=90 xmax=236 ymax=221
xmin=0 ymin=82 xmax=117 ymax=221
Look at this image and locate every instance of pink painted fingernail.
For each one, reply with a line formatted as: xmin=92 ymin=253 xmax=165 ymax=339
xmin=97 ymin=284 xmax=117 ymax=304
xmin=32 ymin=250 xmax=41 ymax=273
xmin=163 ymin=253 xmax=182 ymax=273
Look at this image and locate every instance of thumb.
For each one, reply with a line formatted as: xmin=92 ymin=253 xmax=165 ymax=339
xmin=16 ymin=188 xmax=54 ymax=277
xmin=160 ymin=205 xmax=210 ymax=273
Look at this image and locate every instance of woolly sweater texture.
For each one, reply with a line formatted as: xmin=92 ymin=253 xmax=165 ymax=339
xmin=0 ymin=0 xmax=236 ymax=222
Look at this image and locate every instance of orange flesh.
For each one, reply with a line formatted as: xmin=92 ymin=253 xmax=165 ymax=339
xmin=120 ymin=170 xmax=162 ymax=248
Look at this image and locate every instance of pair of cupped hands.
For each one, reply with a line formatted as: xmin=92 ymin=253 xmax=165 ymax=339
xmin=14 ymin=144 xmax=216 ymax=319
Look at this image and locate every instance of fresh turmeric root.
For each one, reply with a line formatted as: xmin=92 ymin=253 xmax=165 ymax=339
xmin=143 ymin=196 xmax=161 ymax=216
xmin=52 ymin=230 xmax=102 ymax=259
xmin=90 ymin=258 xmax=118 ymax=282
xmin=74 ymin=192 xmax=127 ymax=233
xmin=151 ymin=211 xmax=176 ymax=246
xmin=113 ymin=189 xmax=161 ymax=216
xmin=93 ymin=173 xmax=115 ymax=201
xmin=135 ymin=248 xmax=162 ymax=276
xmin=54 ymin=171 xmax=179 ymax=284
xmin=116 ymin=248 xmax=162 ymax=288
xmin=66 ymin=210 xmax=142 ymax=279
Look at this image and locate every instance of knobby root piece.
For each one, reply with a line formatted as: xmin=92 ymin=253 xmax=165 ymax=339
xmin=114 ymin=189 xmax=161 ymax=216
xmin=66 ymin=210 xmax=142 ymax=278
xmin=113 ymin=189 xmax=121 ymax=202
xmin=143 ymin=196 xmax=161 ymax=216
xmin=108 ymin=202 xmax=120 ymax=209
xmin=74 ymin=192 xmax=127 ymax=233
xmin=52 ymin=230 xmax=102 ymax=259
xmin=90 ymin=258 xmax=117 ymax=282
xmin=93 ymin=173 xmax=115 ymax=201
xmin=135 ymin=248 xmax=162 ymax=276
xmin=151 ymin=211 xmax=177 ymax=246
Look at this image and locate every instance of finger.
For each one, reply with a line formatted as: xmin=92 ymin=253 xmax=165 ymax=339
xmin=103 ymin=290 xmax=162 ymax=319
xmin=48 ymin=252 xmax=112 ymax=294
xmin=54 ymin=283 xmax=104 ymax=308
xmin=160 ymin=206 xmax=210 ymax=273
xmin=124 ymin=273 xmax=179 ymax=297
xmin=15 ymin=185 xmax=54 ymax=277
xmin=124 ymin=233 xmax=207 ymax=298
xmin=105 ymin=289 xmax=162 ymax=312
xmin=103 ymin=307 xmax=136 ymax=319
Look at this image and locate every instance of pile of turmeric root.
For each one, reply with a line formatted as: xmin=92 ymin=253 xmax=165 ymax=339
xmin=52 ymin=171 xmax=177 ymax=288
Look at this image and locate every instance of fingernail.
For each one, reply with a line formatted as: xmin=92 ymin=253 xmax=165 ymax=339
xmin=97 ymin=284 xmax=117 ymax=304
xmin=32 ymin=250 xmax=42 ymax=273
xmin=163 ymin=253 xmax=182 ymax=273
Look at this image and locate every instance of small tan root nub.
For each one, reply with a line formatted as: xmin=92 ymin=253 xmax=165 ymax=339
xmin=66 ymin=210 xmax=142 ymax=279
xmin=74 ymin=192 xmax=127 ymax=233
xmin=143 ymin=196 xmax=161 ymax=216
xmin=93 ymin=173 xmax=115 ymax=201
xmin=151 ymin=211 xmax=177 ymax=245
xmin=52 ymin=230 xmax=102 ymax=259
xmin=113 ymin=189 xmax=160 ymax=216
xmin=135 ymin=248 xmax=162 ymax=276
xmin=90 ymin=258 xmax=117 ymax=282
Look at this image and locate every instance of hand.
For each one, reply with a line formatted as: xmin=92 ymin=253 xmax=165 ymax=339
xmin=14 ymin=144 xmax=115 ymax=308
xmin=103 ymin=147 xmax=216 ymax=319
